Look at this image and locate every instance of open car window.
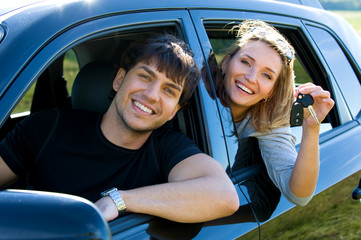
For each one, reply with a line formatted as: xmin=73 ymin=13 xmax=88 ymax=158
xmin=198 ymin=19 xmax=341 ymax=227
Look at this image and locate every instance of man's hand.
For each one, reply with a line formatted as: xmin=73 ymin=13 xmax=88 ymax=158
xmin=95 ymin=195 xmax=120 ymax=221
xmin=0 ymin=156 xmax=18 ymax=188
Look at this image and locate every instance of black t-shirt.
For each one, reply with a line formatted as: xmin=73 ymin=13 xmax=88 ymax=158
xmin=0 ymin=109 xmax=201 ymax=202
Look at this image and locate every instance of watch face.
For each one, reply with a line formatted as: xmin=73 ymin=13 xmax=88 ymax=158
xmin=101 ymin=187 xmax=117 ymax=197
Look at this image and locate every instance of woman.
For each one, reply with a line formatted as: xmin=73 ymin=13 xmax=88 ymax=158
xmin=214 ymin=20 xmax=334 ymax=206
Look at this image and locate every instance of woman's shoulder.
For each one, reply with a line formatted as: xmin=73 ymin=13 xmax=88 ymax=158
xmin=237 ymin=116 xmax=295 ymax=142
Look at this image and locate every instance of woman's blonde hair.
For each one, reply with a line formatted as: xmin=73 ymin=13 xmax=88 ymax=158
xmin=219 ymin=20 xmax=296 ymax=132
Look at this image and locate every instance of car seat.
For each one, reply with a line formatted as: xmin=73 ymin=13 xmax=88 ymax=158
xmin=71 ymin=61 xmax=116 ymax=112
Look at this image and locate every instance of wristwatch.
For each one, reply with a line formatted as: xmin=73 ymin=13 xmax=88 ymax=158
xmin=101 ymin=187 xmax=127 ymax=215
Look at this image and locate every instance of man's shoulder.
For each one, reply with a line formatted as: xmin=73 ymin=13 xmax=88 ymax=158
xmin=19 ymin=108 xmax=60 ymax=128
xmin=29 ymin=108 xmax=101 ymax=120
xmin=151 ymin=123 xmax=199 ymax=149
xmin=153 ymin=123 xmax=185 ymax=138
xmin=57 ymin=108 xmax=102 ymax=121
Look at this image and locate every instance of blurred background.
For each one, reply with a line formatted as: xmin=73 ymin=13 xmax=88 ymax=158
xmin=320 ymin=0 xmax=361 ymax=36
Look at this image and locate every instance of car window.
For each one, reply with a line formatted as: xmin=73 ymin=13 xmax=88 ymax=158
xmin=2 ymin=25 xmax=183 ymax=138
xmin=307 ymin=25 xmax=361 ymax=121
xmin=10 ymin=49 xmax=79 ymax=119
xmin=0 ymin=24 xmax=195 ymax=159
xmin=201 ymin=23 xmax=282 ymax=226
xmin=197 ymin=19 xmax=341 ymax=233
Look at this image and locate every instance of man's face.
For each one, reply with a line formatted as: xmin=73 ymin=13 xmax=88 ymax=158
xmin=112 ymin=61 xmax=183 ymax=133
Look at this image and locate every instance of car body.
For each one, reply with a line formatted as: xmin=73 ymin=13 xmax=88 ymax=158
xmin=0 ymin=0 xmax=361 ymax=239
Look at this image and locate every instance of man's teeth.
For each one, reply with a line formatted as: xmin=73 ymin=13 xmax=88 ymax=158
xmin=236 ymin=83 xmax=253 ymax=94
xmin=134 ymin=101 xmax=153 ymax=114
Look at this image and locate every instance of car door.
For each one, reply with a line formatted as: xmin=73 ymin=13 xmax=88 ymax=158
xmin=189 ymin=5 xmax=361 ymax=240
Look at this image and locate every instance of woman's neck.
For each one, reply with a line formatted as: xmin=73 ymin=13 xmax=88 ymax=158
xmin=231 ymin=105 xmax=250 ymax=123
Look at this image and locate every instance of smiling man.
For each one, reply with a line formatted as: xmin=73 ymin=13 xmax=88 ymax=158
xmin=0 ymin=34 xmax=239 ymax=223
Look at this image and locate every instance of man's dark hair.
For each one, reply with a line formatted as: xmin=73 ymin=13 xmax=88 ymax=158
xmin=118 ymin=34 xmax=201 ymax=108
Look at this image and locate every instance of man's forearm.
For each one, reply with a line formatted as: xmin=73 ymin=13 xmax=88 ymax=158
xmin=122 ymin=176 xmax=238 ymax=222
xmin=96 ymin=171 xmax=238 ymax=222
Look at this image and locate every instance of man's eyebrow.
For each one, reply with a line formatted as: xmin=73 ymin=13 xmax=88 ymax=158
xmin=140 ymin=65 xmax=156 ymax=78
xmin=165 ymin=82 xmax=182 ymax=93
xmin=140 ymin=65 xmax=182 ymax=92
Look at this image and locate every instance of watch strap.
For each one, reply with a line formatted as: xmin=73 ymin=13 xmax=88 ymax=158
xmin=101 ymin=187 xmax=126 ymax=215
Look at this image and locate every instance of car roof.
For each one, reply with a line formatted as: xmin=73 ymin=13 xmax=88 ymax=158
xmin=0 ymin=0 xmax=329 ymax=29
xmin=0 ymin=0 xmax=48 ymax=16
xmin=0 ymin=0 xmax=322 ymax=17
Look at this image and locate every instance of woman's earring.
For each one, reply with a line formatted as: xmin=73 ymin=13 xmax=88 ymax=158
xmin=262 ymin=97 xmax=269 ymax=102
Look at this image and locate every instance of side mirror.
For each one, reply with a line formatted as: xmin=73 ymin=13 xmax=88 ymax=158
xmin=0 ymin=189 xmax=111 ymax=239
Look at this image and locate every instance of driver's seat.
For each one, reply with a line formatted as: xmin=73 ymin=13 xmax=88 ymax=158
xmin=71 ymin=61 xmax=116 ymax=113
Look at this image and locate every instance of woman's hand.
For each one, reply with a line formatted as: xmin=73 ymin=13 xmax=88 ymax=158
xmin=295 ymin=83 xmax=334 ymax=128
xmin=291 ymin=83 xmax=334 ymax=198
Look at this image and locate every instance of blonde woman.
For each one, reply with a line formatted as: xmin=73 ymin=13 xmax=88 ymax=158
xmin=214 ymin=20 xmax=334 ymax=206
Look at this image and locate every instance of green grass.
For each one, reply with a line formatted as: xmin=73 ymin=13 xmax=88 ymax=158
xmin=12 ymin=84 xmax=36 ymax=114
xmin=333 ymin=11 xmax=361 ymax=36
xmin=239 ymin=170 xmax=361 ymax=240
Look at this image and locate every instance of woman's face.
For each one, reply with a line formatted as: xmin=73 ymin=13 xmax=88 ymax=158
xmin=222 ymin=40 xmax=283 ymax=120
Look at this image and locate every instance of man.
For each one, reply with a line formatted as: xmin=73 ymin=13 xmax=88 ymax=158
xmin=0 ymin=34 xmax=239 ymax=222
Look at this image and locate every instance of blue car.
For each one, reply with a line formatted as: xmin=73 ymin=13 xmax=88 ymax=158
xmin=0 ymin=0 xmax=360 ymax=239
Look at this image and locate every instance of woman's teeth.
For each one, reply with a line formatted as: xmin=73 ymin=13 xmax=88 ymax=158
xmin=236 ymin=83 xmax=254 ymax=94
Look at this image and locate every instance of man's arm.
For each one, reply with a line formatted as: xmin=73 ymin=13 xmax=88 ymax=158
xmin=0 ymin=156 xmax=18 ymax=188
xmin=95 ymin=153 xmax=239 ymax=222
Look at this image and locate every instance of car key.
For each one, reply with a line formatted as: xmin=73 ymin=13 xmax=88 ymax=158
xmin=290 ymin=101 xmax=304 ymax=126
xmin=296 ymin=93 xmax=320 ymax=125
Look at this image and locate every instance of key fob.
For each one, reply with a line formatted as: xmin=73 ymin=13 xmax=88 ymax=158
xmin=290 ymin=102 xmax=303 ymax=126
xmin=296 ymin=93 xmax=314 ymax=107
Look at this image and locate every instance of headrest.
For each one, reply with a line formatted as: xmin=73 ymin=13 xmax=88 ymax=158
xmin=71 ymin=61 xmax=115 ymax=113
